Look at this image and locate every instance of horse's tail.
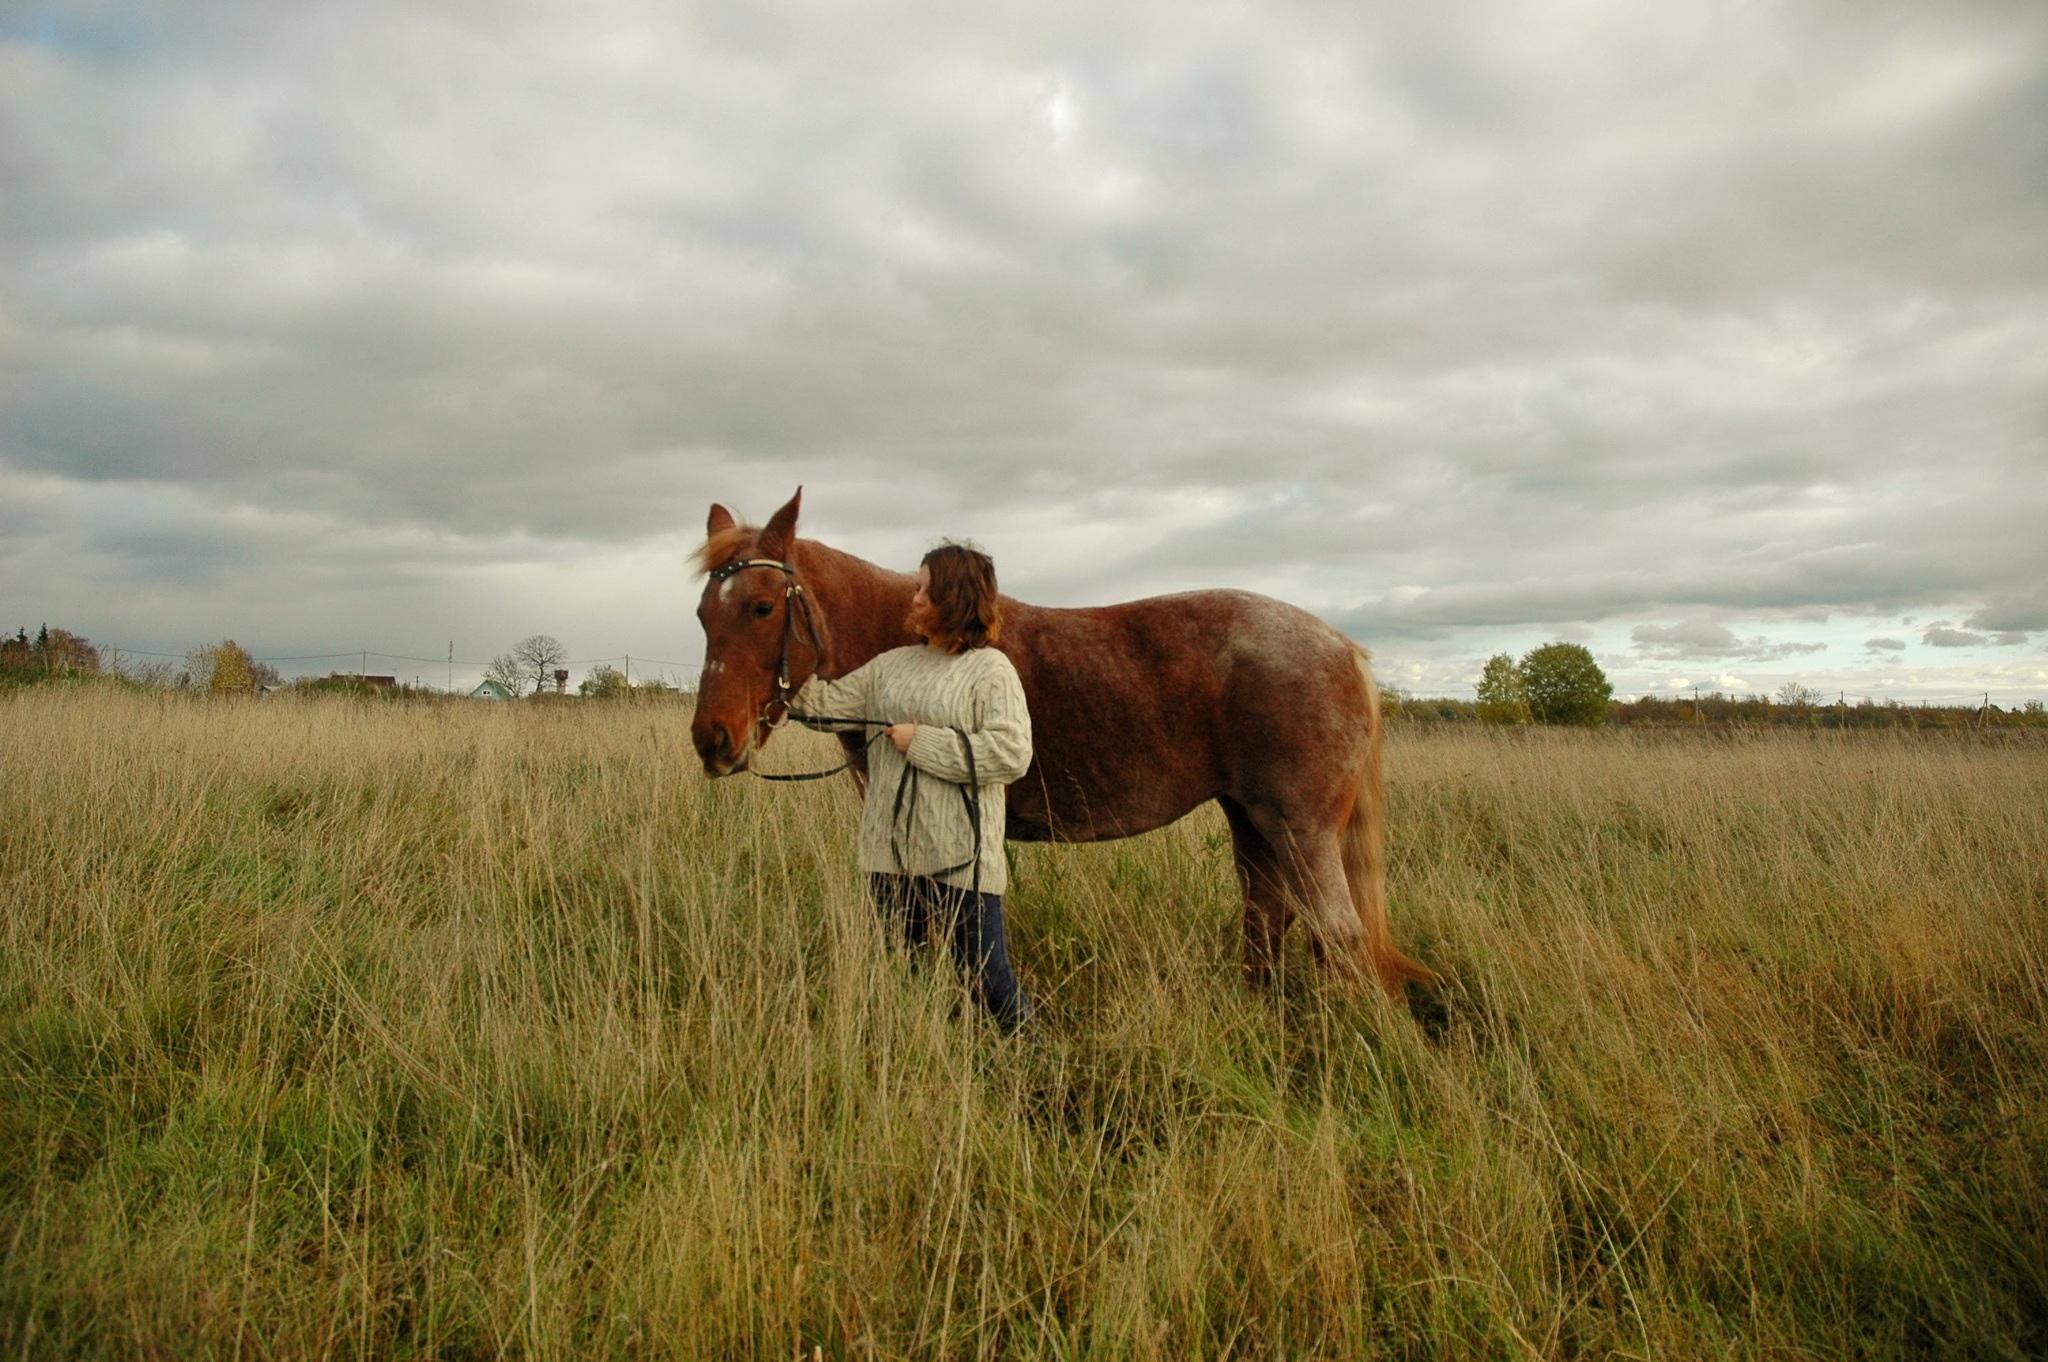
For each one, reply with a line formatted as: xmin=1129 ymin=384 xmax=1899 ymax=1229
xmin=1345 ymin=645 xmax=1433 ymax=993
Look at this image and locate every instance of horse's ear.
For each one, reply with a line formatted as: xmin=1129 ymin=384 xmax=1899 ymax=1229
xmin=758 ymin=488 xmax=802 ymax=560
xmin=706 ymin=504 xmax=736 ymax=539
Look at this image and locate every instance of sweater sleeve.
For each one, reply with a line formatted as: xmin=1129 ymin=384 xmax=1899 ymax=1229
xmin=790 ymin=657 xmax=878 ymax=725
xmin=903 ymin=657 xmax=1033 ymax=786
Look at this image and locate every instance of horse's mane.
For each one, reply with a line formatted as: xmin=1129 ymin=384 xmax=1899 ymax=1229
xmin=691 ymin=524 xmax=755 ymax=576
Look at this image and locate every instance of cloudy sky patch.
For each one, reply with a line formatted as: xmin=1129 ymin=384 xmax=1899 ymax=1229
xmin=4 ymin=0 xmax=2045 ymax=699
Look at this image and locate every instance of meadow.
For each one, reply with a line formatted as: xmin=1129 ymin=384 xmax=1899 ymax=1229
xmin=3 ymin=685 xmax=2045 ymax=1359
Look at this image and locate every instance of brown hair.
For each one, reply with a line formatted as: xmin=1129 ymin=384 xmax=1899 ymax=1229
xmin=919 ymin=542 xmax=1002 ymax=653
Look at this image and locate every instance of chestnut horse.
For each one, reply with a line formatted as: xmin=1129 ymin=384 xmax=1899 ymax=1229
xmin=690 ymin=490 xmax=1428 ymax=994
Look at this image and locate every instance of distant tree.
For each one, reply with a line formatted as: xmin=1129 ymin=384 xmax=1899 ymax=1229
xmin=183 ymin=642 xmax=218 ymax=689
xmin=182 ymin=640 xmax=279 ymax=693
xmin=1519 ymin=642 xmax=1612 ymax=726
xmin=105 ymin=648 xmax=179 ymax=688
xmin=35 ymin=626 xmax=102 ymax=677
xmin=213 ymin=644 xmax=254 ymax=694
xmin=483 ymin=653 xmax=524 ymax=695
xmin=1475 ymin=654 xmax=1531 ymax=725
xmin=191 ymin=640 xmax=252 ymax=693
xmin=578 ymin=664 xmax=631 ymax=699
xmin=1775 ymin=681 xmax=1820 ymax=708
xmin=510 ymin=635 xmax=568 ymax=695
xmin=0 ymin=629 xmax=33 ymax=681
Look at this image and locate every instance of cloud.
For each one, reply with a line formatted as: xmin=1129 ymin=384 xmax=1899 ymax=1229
xmin=1 ymin=1 xmax=2046 ymax=693
xmin=1630 ymin=620 xmax=1827 ymax=661
xmin=1913 ymin=622 xmax=2026 ymax=647
xmin=1865 ymin=636 xmax=1907 ymax=652
xmin=1967 ymin=591 xmax=2048 ymax=632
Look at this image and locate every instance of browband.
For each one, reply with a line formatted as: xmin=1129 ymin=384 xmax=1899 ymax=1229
xmin=707 ymin=557 xmax=797 ymax=582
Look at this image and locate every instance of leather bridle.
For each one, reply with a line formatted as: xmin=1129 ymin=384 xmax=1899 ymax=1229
xmin=706 ymin=555 xmax=884 ymax=782
xmin=706 ymin=556 xmax=817 ymax=726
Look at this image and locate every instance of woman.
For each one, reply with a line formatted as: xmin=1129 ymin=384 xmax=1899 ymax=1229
xmin=791 ymin=542 xmax=1034 ymax=1032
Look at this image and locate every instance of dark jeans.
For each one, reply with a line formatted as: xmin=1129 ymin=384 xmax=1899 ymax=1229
xmin=867 ymin=873 xmax=1031 ymax=1033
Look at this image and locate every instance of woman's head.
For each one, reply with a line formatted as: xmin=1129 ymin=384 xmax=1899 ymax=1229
xmin=909 ymin=542 xmax=1002 ymax=652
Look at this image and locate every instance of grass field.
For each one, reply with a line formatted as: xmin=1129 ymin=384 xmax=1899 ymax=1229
xmin=3 ymin=685 xmax=2045 ymax=1359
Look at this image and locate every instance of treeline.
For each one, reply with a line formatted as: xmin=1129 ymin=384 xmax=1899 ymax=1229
xmin=1388 ymin=690 xmax=2048 ymax=730
xmin=1387 ymin=638 xmax=2048 ymax=730
xmin=0 ymin=626 xmax=101 ymax=682
xmin=4 ymin=629 xmax=295 ymax=694
xmin=2 ymin=626 xmax=690 ymax=700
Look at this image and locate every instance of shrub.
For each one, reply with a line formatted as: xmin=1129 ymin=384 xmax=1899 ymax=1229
xmin=1475 ymin=653 xmax=1531 ymax=725
xmin=580 ymin=665 xmax=632 ymax=699
xmin=1519 ymin=642 xmax=1611 ymax=726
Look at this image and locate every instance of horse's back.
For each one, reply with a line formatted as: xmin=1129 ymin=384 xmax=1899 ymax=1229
xmin=998 ymin=589 xmax=1371 ymax=842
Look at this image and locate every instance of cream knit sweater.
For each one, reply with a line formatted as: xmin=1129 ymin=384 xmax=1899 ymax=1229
xmin=792 ymin=644 xmax=1032 ymax=895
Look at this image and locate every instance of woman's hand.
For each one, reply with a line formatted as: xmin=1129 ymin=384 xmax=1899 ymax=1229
xmin=886 ymin=722 xmax=918 ymax=754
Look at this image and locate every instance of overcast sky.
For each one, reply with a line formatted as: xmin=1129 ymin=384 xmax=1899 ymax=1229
xmin=4 ymin=0 xmax=2045 ymax=700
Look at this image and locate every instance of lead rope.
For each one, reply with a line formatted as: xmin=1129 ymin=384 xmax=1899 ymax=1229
xmin=884 ymin=725 xmax=983 ymax=901
xmin=748 ymin=712 xmax=890 ymax=783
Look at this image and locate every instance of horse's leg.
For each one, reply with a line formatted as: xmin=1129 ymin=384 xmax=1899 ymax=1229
xmin=1220 ymin=796 xmax=1293 ymax=986
xmin=1240 ymin=803 xmax=1374 ymax=985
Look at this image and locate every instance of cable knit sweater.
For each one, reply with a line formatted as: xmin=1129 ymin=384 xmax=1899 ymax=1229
xmin=792 ymin=644 xmax=1032 ymax=895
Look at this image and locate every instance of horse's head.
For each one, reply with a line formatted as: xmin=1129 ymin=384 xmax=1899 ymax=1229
xmin=691 ymin=489 xmax=816 ymax=775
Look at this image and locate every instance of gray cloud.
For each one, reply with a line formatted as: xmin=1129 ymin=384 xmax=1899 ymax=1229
xmin=1865 ymin=636 xmax=1907 ymax=652
xmin=1924 ymin=623 xmax=1988 ymax=647
xmin=1629 ymin=620 xmax=1827 ymax=662
xmin=1967 ymin=590 xmax=2048 ymax=632
xmin=3 ymin=1 xmax=2047 ymax=695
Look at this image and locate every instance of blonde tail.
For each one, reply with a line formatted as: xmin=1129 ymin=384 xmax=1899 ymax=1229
xmin=1346 ymin=646 xmax=1433 ymax=993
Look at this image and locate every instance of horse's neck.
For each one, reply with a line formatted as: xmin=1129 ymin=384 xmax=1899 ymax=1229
xmin=796 ymin=541 xmax=916 ymax=677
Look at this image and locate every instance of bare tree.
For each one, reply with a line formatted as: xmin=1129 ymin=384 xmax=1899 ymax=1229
xmin=509 ymin=635 xmax=567 ymax=695
xmin=105 ymin=648 xmax=178 ymax=688
xmin=1775 ymin=681 xmax=1821 ymax=708
xmin=483 ymin=654 xmax=523 ymax=695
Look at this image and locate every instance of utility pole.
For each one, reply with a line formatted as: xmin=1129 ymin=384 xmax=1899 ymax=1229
xmin=448 ymin=641 xmax=454 ymax=695
xmin=362 ymin=649 xmax=368 ymax=681
xmin=625 ymin=653 xmax=631 ymax=689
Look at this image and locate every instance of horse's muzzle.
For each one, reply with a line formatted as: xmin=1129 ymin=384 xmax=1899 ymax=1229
xmin=694 ymin=723 xmax=748 ymax=776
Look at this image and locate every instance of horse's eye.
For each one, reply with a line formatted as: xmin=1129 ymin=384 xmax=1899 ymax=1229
xmin=752 ymin=600 xmax=775 ymax=620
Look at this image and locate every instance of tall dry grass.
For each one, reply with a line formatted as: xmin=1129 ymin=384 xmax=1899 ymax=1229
xmin=2 ymin=685 xmax=2044 ymax=1358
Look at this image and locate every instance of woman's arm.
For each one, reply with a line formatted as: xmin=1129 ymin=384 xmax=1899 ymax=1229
xmin=901 ymin=660 xmax=1032 ymax=785
xmin=789 ymin=656 xmax=879 ymax=723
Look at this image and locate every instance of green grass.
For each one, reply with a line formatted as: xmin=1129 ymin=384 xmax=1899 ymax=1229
xmin=3 ymin=686 xmax=2045 ymax=1358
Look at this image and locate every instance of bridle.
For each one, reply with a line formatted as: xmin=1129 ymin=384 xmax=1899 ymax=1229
xmin=706 ymin=555 xmax=885 ymax=782
xmin=706 ymin=556 xmax=818 ymax=726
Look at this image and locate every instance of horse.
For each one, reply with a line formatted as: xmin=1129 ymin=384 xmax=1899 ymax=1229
xmin=689 ymin=489 xmax=1429 ymax=995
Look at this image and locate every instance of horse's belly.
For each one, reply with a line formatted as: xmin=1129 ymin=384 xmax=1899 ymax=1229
xmin=1003 ymin=759 xmax=1214 ymax=844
